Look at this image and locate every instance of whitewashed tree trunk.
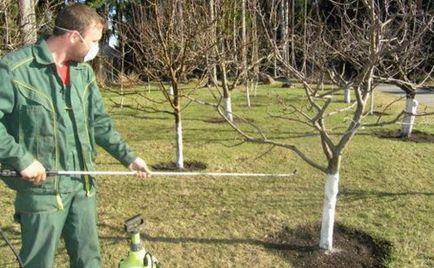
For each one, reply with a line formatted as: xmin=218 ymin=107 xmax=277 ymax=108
xmin=175 ymin=120 xmax=184 ymax=169
xmin=367 ymin=76 xmax=374 ymax=114
xmin=221 ymin=63 xmax=234 ymax=122
xmin=319 ymin=173 xmax=340 ymax=251
xmin=369 ymin=92 xmax=375 ymax=114
xmin=168 ymin=86 xmax=174 ymax=96
xmin=224 ymin=97 xmax=233 ymax=122
xmin=344 ymin=85 xmax=351 ymax=103
xmin=400 ymin=98 xmax=418 ymax=137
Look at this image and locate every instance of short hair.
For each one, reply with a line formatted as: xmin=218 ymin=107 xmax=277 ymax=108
xmin=53 ymin=3 xmax=106 ymax=36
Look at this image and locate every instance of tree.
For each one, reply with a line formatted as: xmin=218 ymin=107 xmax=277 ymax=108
xmin=223 ymin=0 xmax=426 ymax=252
xmin=119 ymin=0 xmax=211 ymax=169
xmin=373 ymin=0 xmax=434 ymax=137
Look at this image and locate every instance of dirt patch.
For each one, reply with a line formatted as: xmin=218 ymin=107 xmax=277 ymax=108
xmin=375 ymin=130 xmax=434 ymax=143
xmin=267 ymin=223 xmax=391 ymax=268
xmin=204 ymin=117 xmax=255 ymax=124
xmin=151 ymin=160 xmax=207 ymax=171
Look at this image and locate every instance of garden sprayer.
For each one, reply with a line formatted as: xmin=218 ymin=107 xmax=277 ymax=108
xmin=119 ymin=215 xmax=160 ymax=268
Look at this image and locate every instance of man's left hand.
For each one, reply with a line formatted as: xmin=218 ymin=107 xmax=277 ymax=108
xmin=128 ymin=157 xmax=151 ymax=178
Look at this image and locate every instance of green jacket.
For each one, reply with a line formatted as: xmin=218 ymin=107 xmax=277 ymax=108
xmin=0 ymin=37 xmax=136 ymax=196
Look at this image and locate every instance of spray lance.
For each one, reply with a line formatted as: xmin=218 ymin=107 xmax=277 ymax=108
xmin=0 ymin=168 xmax=296 ymax=267
xmin=0 ymin=169 xmax=297 ymax=178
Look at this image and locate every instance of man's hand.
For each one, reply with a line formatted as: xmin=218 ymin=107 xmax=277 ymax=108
xmin=128 ymin=157 xmax=151 ymax=178
xmin=20 ymin=160 xmax=46 ymax=183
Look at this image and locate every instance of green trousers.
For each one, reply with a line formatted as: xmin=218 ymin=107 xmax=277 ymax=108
xmin=14 ymin=180 xmax=101 ymax=268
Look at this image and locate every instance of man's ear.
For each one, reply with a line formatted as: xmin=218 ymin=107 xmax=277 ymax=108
xmin=68 ymin=31 xmax=81 ymax=44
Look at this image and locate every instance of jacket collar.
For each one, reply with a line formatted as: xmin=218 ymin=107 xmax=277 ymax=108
xmin=32 ymin=35 xmax=82 ymax=69
xmin=32 ymin=35 xmax=54 ymax=65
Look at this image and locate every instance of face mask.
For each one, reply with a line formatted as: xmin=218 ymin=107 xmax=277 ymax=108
xmin=55 ymin=25 xmax=100 ymax=62
xmin=81 ymin=41 xmax=99 ymax=62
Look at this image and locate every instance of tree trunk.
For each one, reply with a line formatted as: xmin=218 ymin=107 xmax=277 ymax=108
xmin=369 ymin=91 xmax=375 ymax=115
xmin=302 ymin=0 xmax=307 ymax=73
xmin=224 ymin=97 xmax=233 ymax=122
xmin=120 ymin=35 xmax=125 ymax=108
xmin=173 ymin=79 xmax=184 ymax=169
xmin=221 ymin=63 xmax=234 ymax=122
xmin=168 ymin=86 xmax=174 ymax=96
xmin=19 ymin=0 xmax=37 ymax=45
xmin=251 ymin=0 xmax=259 ymax=97
xmin=232 ymin=1 xmax=238 ymax=62
xmin=176 ymin=0 xmax=187 ymax=82
xmin=291 ymin=0 xmax=295 ymax=67
xmin=344 ymin=85 xmax=351 ymax=103
xmin=241 ymin=0 xmax=250 ymax=107
xmin=400 ymin=97 xmax=418 ymax=138
xmin=319 ymin=173 xmax=340 ymax=251
xmin=175 ymin=114 xmax=184 ymax=169
xmin=209 ymin=0 xmax=217 ymax=85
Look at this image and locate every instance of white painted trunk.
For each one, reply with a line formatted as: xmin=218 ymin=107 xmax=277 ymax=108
xmin=224 ymin=97 xmax=233 ymax=122
xmin=369 ymin=91 xmax=375 ymax=115
xmin=344 ymin=86 xmax=351 ymax=103
xmin=246 ymin=83 xmax=251 ymax=107
xmin=176 ymin=121 xmax=184 ymax=169
xmin=400 ymin=98 xmax=418 ymax=138
xmin=168 ymin=86 xmax=174 ymax=96
xmin=319 ymin=173 xmax=340 ymax=251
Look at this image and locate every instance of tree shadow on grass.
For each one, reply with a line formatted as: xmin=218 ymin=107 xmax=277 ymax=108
xmin=340 ymin=189 xmax=434 ymax=203
xmin=97 ymin=221 xmax=314 ymax=251
xmin=151 ymin=160 xmax=207 ymax=171
xmin=374 ymin=130 xmax=434 ymax=143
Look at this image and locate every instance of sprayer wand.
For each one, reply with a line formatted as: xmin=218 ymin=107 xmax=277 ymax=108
xmin=0 ymin=170 xmax=296 ymax=177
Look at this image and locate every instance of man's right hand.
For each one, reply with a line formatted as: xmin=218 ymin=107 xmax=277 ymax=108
xmin=20 ymin=160 xmax=46 ymax=183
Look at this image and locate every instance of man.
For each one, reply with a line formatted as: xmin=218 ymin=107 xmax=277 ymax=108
xmin=0 ymin=3 xmax=150 ymax=267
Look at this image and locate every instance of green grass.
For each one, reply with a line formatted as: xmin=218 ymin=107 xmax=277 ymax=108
xmin=1 ymin=84 xmax=433 ymax=267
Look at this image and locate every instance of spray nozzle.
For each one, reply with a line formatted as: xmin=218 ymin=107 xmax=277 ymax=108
xmin=124 ymin=214 xmax=144 ymax=234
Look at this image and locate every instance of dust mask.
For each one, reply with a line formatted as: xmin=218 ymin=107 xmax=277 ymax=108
xmin=81 ymin=41 xmax=99 ymax=62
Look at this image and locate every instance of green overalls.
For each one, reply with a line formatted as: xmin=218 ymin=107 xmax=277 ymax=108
xmin=0 ymin=36 xmax=137 ymax=267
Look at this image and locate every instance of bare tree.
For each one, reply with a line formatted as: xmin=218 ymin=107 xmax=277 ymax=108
xmin=373 ymin=1 xmax=434 ymax=137
xmin=220 ymin=0 xmax=407 ymax=252
xmin=119 ymin=0 xmax=211 ymax=169
xmin=209 ymin=0 xmax=272 ymax=122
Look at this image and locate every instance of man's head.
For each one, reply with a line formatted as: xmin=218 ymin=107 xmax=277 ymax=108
xmin=52 ymin=3 xmax=106 ymax=62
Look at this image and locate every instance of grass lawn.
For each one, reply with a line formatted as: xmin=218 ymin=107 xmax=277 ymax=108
xmin=0 ymin=83 xmax=433 ymax=267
